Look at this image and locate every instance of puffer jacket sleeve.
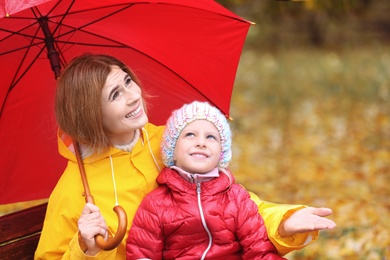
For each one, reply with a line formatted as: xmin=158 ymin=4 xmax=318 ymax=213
xmin=234 ymin=186 xmax=285 ymax=259
xmin=126 ymin=191 xmax=163 ymax=259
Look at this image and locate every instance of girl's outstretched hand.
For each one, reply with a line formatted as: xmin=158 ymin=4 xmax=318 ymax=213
xmin=278 ymin=207 xmax=336 ymax=237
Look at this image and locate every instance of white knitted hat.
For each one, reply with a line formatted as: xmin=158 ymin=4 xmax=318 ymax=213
xmin=161 ymin=101 xmax=232 ymax=168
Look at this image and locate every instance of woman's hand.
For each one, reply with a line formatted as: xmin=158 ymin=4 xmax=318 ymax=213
xmin=278 ymin=207 xmax=336 ymax=237
xmin=78 ymin=203 xmax=108 ymax=256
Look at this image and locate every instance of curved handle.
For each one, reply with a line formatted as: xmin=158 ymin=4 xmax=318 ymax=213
xmin=95 ymin=205 xmax=128 ymax=251
xmin=72 ymin=140 xmax=128 ymax=251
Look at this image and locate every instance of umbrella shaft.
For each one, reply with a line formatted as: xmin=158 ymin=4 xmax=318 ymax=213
xmin=38 ymin=17 xmax=61 ymax=78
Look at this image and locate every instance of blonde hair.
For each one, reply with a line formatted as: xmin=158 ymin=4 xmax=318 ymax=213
xmin=55 ymin=53 xmax=147 ymax=153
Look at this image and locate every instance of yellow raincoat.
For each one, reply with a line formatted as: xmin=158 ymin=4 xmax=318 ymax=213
xmin=35 ymin=123 xmax=317 ymax=259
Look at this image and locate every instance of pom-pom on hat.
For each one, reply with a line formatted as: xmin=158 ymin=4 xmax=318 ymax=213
xmin=161 ymin=101 xmax=232 ymax=168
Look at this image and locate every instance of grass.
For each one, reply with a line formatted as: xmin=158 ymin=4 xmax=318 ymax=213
xmin=229 ymin=45 xmax=390 ymax=259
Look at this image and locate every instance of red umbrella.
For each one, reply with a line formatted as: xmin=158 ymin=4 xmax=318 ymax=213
xmin=0 ymin=0 xmax=251 ymax=204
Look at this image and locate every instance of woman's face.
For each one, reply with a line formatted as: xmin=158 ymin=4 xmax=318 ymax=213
xmin=173 ymin=120 xmax=222 ymax=174
xmin=101 ymin=66 xmax=148 ymax=145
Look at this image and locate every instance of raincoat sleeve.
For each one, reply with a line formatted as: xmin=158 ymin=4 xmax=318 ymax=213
xmin=34 ymin=173 xmax=116 ymax=260
xmin=249 ymin=191 xmax=318 ymax=256
xmin=65 ymin=232 xmax=117 ymax=259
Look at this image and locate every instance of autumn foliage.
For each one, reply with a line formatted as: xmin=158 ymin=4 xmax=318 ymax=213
xmin=230 ymin=47 xmax=390 ymax=259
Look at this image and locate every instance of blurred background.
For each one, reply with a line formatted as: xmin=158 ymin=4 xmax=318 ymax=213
xmin=1 ymin=0 xmax=389 ymax=259
xmin=218 ymin=0 xmax=390 ymax=259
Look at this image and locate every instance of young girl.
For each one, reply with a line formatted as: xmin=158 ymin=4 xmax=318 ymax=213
xmin=35 ymin=53 xmax=335 ymax=259
xmin=126 ymin=101 xmax=285 ymax=259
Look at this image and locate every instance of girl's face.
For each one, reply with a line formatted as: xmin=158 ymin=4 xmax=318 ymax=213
xmin=173 ymin=120 xmax=222 ymax=174
xmin=101 ymin=66 xmax=148 ymax=145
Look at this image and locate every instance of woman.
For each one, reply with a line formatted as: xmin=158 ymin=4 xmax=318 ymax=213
xmin=35 ymin=53 xmax=335 ymax=259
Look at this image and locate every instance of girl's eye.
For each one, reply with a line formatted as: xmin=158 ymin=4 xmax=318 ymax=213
xmin=207 ymin=135 xmax=217 ymax=140
xmin=185 ymin=132 xmax=195 ymax=138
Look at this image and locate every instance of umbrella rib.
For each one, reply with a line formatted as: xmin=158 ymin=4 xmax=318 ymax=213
xmin=56 ymin=40 xmax=126 ymax=48
xmin=73 ymin=4 xmax=133 ymax=31
xmin=10 ymin=45 xmax=46 ymax=92
xmin=0 ymin=34 xmax=46 ymax=116
xmin=48 ymin=2 xmax=131 ymax=68
xmin=8 ymin=24 xmax=41 ymax=88
xmin=54 ymin=31 xmax=209 ymax=104
xmin=50 ymin=4 xmax=134 ymax=39
xmin=37 ymin=3 xmax=133 ymax=38
xmin=0 ymin=20 xmax=43 ymax=44
xmin=0 ymin=41 xmax=44 ymax=56
xmin=47 ymin=0 xmax=76 ymax=36
xmin=53 ymin=32 xmax=209 ymax=105
xmin=31 ymin=0 xmax=64 ymax=19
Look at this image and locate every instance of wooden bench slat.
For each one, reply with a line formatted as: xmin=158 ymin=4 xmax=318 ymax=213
xmin=0 ymin=202 xmax=47 ymax=244
xmin=0 ymin=203 xmax=47 ymax=259
xmin=0 ymin=233 xmax=41 ymax=260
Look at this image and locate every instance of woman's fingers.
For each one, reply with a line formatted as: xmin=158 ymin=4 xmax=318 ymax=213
xmin=78 ymin=203 xmax=109 ymax=254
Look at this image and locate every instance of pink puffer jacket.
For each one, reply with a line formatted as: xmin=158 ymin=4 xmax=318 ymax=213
xmin=126 ymin=168 xmax=284 ymax=259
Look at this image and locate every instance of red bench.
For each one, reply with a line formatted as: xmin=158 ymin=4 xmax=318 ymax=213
xmin=0 ymin=203 xmax=47 ymax=260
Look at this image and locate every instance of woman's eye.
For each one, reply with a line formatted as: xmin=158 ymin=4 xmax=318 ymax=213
xmin=125 ymin=76 xmax=132 ymax=87
xmin=112 ymin=91 xmax=120 ymax=100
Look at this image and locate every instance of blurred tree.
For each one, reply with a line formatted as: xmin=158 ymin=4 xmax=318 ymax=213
xmin=216 ymin=0 xmax=390 ymax=49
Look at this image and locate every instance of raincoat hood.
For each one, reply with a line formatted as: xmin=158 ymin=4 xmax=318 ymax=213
xmin=57 ymin=123 xmax=159 ymax=164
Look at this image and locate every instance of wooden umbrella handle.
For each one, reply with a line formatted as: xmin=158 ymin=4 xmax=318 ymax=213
xmin=95 ymin=205 xmax=128 ymax=250
xmin=73 ymin=140 xmax=127 ymax=251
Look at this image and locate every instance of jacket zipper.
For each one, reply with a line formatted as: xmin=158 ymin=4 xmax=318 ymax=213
xmin=196 ymin=182 xmax=212 ymax=260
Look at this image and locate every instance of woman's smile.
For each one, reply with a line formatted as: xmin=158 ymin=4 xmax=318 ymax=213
xmin=125 ymin=105 xmax=142 ymax=119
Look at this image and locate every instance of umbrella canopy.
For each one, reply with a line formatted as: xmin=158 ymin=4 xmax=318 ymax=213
xmin=0 ymin=0 xmax=251 ymax=204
